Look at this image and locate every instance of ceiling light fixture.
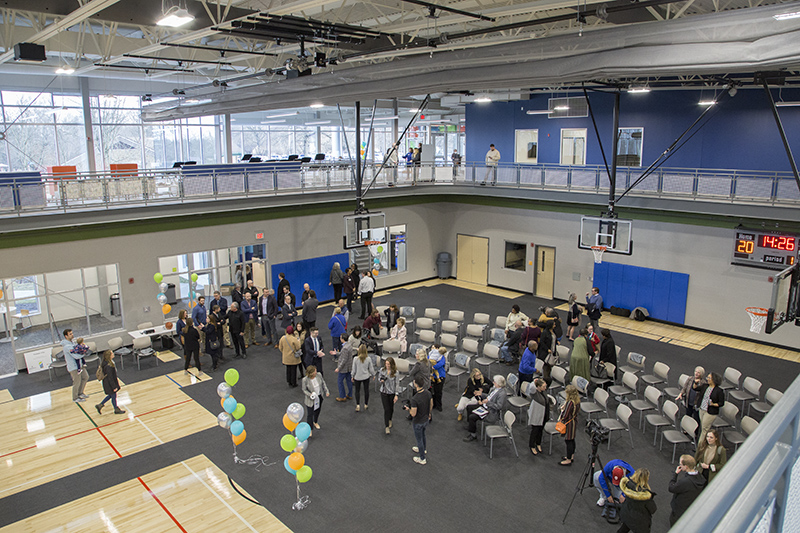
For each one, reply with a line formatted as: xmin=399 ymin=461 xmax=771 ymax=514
xmin=265 ymin=111 xmax=300 ymax=118
xmin=553 ymin=105 xmax=570 ymax=111
xmin=628 ymin=85 xmax=651 ymax=93
xmin=474 ymin=96 xmax=492 ymax=103
xmin=774 ymin=11 xmax=800 ymax=20
xmin=309 ymin=103 xmax=325 ymax=108
xmin=55 ymin=66 xmax=75 ymax=75
xmin=526 ymin=110 xmax=550 ymax=115
xmin=305 ymin=120 xmax=331 ymax=126
xmin=776 ymin=101 xmax=800 ymax=107
xmin=157 ymin=4 xmax=194 ymax=28
xmin=373 ymin=115 xmax=400 ymax=121
xmin=261 ymin=119 xmax=286 ymax=124
xmin=407 ymin=108 xmax=420 ymax=113
xmin=698 ymin=100 xmax=716 ymax=106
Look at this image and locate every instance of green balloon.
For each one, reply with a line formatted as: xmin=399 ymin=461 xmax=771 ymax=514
xmin=280 ymin=434 xmax=297 ymax=452
xmin=154 ymin=272 xmax=163 ymax=283
xmin=377 ymin=246 xmax=384 ymax=253
xmin=224 ymin=368 xmax=239 ymax=387
xmin=296 ymin=465 xmax=313 ymax=483
xmin=191 ymin=272 xmax=199 ymax=282
xmin=232 ymin=403 xmax=246 ymax=420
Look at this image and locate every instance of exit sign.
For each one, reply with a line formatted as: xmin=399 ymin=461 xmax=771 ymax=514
xmin=255 ymin=233 xmax=264 ymax=240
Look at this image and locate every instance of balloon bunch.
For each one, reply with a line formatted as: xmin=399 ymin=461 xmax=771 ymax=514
xmin=280 ymin=402 xmax=313 ymax=510
xmin=217 ymin=369 xmax=248 ymax=446
xmin=153 ymin=272 xmax=173 ymax=318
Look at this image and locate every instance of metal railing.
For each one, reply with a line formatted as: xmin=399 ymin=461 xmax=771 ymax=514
xmin=0 ymin=162 xmax=797 ymax=216
xmin=673 ymin=371 xmax=800 ymax=532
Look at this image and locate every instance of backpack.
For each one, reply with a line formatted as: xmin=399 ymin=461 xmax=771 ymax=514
xmin=634 ymin=309 xmax=646 ymax=322
xmin=96 ymin=364 xmax=105 ymax=381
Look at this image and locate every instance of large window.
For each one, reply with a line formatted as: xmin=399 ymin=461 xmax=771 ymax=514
xmin=560 ymin=128 xmax=587 ymax=166
xmin=617 ymin=127 xmax=644 ymax=167
xmin=0 ymin=264 xmax=123 ymax=353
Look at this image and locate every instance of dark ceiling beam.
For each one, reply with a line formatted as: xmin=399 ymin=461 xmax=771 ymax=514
xmin=123 ymin=53 xmax=232 ymax=65
xmin=94 ymin=63 xmax=194 ymax=72
xmin=400 ymin=0 xmax=496 ymax=22
xmin=254 ymin=13 xmax=386 ymax=38
xmin=160 ymin=42 xmax=277 ymax=57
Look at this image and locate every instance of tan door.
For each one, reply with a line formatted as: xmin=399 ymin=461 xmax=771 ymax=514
xmin=457 ymin=234 xmax=489 ymax=285
xmin=535 ymin=245 xmax=555 ymax=299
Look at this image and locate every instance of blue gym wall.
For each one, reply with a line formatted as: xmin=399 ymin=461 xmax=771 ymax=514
xmin=465 ymin=88 xmax=800 ymax=173
xmin=271 ymin=253 xmax=349 ymax=303
xmin=592 ymin=262 xmax=689 ymax=324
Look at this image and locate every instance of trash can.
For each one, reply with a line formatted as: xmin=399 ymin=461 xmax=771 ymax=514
xmin=165 ymin=283 xmax=178 ymax=305
xmin=110 ymin=293 xmax=121 ymax=316
xmin=436 ymin=252 xmax=452 ymax=279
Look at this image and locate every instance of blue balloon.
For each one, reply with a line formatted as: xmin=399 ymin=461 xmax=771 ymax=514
xmin=295 ymin=422 xmax=311 ymax=442
xmin=284 ymin=456 xmax=297 ymax=475
xmin=230 ymin=420 xmax=244 ymax=436
xmin=156 ymin=292 xmax=166 ymax=299
xmin=223 ymin=397 xmax=237 ymax=414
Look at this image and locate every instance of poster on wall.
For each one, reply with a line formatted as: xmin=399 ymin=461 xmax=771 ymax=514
xmin=515 ymin=129 xmax=538 ymax=164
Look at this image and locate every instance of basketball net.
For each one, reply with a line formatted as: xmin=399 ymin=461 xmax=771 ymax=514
xmin=745 ymin=307 xmax=768 ymax=334
xmin=591 ymin=246 xmax=607 ymax=264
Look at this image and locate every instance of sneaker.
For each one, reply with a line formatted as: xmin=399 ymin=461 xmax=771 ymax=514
xmin=413 ymin=457 xmax=427 ymax=465
xmin=463 ymin=434 xmax=477 ymax=442
xmin=364 ymin=404 xmax=368 ymax=410
xmin=412 ymin=446 xmax=419 ymax=453
xmin=355 ymin=405 xmax=360 ymax=412
xmin=95 ymin=404 xmax=103 ymax=414
xmin=114 ymin=408 xmax=126 ymax=414
xmin=73 ymin=397 xmax=86 ymax=403
xmin=385 ymin=427 xmax=391 ymax=434
xmin=79 ymin=393 xmax=89 ymax=399
xmin=388 ymin=420 xmax=392 ymax=428
xmin=597 ymin=497 xmax=606 ymax=507
xmin=457 ymin=413 xmax=463 ymax=421
xmin=335 ymin=397 xmax=346 ymax=402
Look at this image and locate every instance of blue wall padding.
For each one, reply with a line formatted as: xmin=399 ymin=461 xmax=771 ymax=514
xmin=272 ymin=253 xmax=350 ymax=303
xmin=593 ymin=262 xmax=689 ymax=324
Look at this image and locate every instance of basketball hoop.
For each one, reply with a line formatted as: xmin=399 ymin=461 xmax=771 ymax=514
xmin=591 ymin=246 xmax=607 ymax=264
xmin=363 ymin=240 xmax=379 ymax=246
xmin=745 ymin=307 xmax=769 ymax=334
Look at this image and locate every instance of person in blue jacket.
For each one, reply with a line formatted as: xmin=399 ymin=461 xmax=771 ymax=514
xmin=518 ymin=341 xmax=538 ymax=394
xmin=594 ymin=459 xmax=634 ymax=507
xmin=429 ymin=345 xmax=447 ymax=412
xmin=328 ymin=306 xmax=348 ymax=353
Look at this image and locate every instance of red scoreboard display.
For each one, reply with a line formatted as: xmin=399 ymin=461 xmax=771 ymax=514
xmin=732 ymin=228 xmax=798 ymax=270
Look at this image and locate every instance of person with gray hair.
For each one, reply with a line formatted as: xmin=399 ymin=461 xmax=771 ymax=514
xmin=677 ymin=366 xmax=705 ymax=424
xmin=329 ymin=262 xmax=345 ymax=302
xmin=464 ymin=375 xmax=507 ymax=442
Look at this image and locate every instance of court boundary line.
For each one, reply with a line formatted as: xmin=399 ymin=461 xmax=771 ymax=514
xmin=137 ymin=476 xmax=188 ymax=533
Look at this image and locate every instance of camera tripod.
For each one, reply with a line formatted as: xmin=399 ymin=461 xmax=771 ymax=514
xmin=562 ymin=440 xmax=606 ymax=524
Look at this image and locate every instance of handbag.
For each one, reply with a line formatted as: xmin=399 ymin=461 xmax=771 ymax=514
xmin=555 ymin=420 xmax=567 ymax=434
xmin=209 ymin=340 xmax=221 ymax=350
xmin=293 ymin=349 xmax=302 ymax=359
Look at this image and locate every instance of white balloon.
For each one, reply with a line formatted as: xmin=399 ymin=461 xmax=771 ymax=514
xmin=217 ymin=412 xmax=233 ymax=428
xmin=217 ymin=382 xmax=232 ymax=398
xmin=159 ymin=282 xmax=169 ymax=293
xmin=286 ymin=402 xmax=305 ymax=423
xmin=157 ymin=294 xmax=168 ymax=305
xmin=294 ymin=440 xmax=308 ymax=453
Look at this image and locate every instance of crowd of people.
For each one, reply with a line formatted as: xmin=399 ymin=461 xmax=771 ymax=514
xmin=139 ymin=271 xmax=730 ymax=530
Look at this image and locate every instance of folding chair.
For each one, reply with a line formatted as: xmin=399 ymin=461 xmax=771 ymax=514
xmin=645 ymin=400 xmax=679 ymax=446
xmin=485 ymin=411 xmax=519 ymax=459
xmin=600 ymin=404 xmax=634 ymax=450
xmin=48 ymin=347 xmax=67 ymax=382
xmin=448 ymin=352 xmax=471 ymax=390
xmin=475 ymin=344 xmax=499 ymax=375
xmin=132 ymin=336 xmax=158 ymax=370
xmin=661 ymin=415 xmax=698 ymax=463
xmin=724 ymin=416 xmax=759 ymax=452
xmin=618 ymin=352 xmax=646 ymax=376
xmin=505 ymin=375 xmax=531 ymax=423
xmin=629 ymin=386 xmax=662 ymax=430
xmin=641 ymin=362 xmax=670 ymax=388
xmin=581 ymin=388 xmax=610 ymax=420
xmin=749 ymin=388 xmax=782 ymax=418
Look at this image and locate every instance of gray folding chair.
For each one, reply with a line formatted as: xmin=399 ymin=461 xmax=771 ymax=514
xmin=645 ymin=400 xmax=679 ymax=446
xmin=711 ymin=402 xmax=739 ymax=431
xmin=495 ymin=316 xmax=507 ymax=329
xmin=448 ymin=352 xmax=471 ymax=390
xmin=641 ymin=362 xmax=670 ymax=388
xmin=749 ymin=388 xmax=782 ymax=418
xmin=485 ymin=411 xmax=519 ymax=459
xmin=724 ymin=416 xmax=759 ymax=452
xmin=581 ymin=388 xmax=610 ymax=420
xmin=661 ymin=415 xmax=698 ymax=463
xmin=609 ymin=372 xmax=639 ymax=403
xmin=618 ymin=352 xmax=646 ymax=376
xmin=132 ymin=336 xmax=158 ymax=370
xmin=600 ymin=404 xmax=634 ymax=450
xmin=719 ymin=367 xmax=742 ymax=396
xmin=629 ymin=385 xmax=663 ymax=430
xmin=475 ymin=343 xmax=499 ymax=375
xmin=48 ymin=347 xmax=67 ymax=382
xmin=663 ymin=373 xmax=689 ymax=401
xmin=505 ymin=375 xmax=532 ymax=422
xmin=729 ymin=377 xmax=761 ymax=413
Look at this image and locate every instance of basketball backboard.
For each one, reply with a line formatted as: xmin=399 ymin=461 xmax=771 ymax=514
xmin=766 ymin=262 xmax=800 ymax=333
xmin=343 ymin=213 xmax=387 ymax=249
xmin=578 ymin=216 xmax=633 ymax=255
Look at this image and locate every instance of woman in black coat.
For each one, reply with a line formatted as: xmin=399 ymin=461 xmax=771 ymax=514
xmin=183 ymin=317 xmax=201 ymax=372
xmin=95 ymin=350 xmax=125 ymax=414
xmin=204 ymin=315 xmax=222 ymax=371
xmin=618 ymin=468 xmax=657 ymax=533
xmin=599 ymin=328 xmax=618 ymax=380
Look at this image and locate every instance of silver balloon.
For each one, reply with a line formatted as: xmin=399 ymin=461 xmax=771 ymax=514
xmin=159 ymin=282 xmax=169 ymax=293
xmin=217 ymin=382 xmax=232 ymax=398
xmin=157 ymin=294 xmax=168 ymax=305
xmin=286 ymin=402 xmax=305 ymax=423
xmin=294 ymin=440 xmax=308 ymax=453
xmin=217 ymin=412 xmax=233 ymax=429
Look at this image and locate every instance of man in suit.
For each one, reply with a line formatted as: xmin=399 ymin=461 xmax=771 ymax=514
xmin=282 ymin=285 xmax=296 ymax=307
xmin=259 ymin=288 xmax=279 ymax=346
xmin=227 ymin=302 xmax=247 ymax=359
xmin=241 ymin=292 xmax=258 ymax=347
xmin=303 ymin=327 xmax=325 ymax=376
xmin=209 ymin=291 xmax=230 ymax=348
xmin=301 ymin=283 xmax=312 ymax=305
xmin=302 ymin=290 xmax=319 ymax=331
xmin=277 ymin=273 xmax=290 ymax=300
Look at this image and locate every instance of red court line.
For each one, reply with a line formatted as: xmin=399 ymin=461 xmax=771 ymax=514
xmin=138 ymin=476 xmax=188 ymax=533
xmin=96 ymin=427 xmax=122 ymax=458
xmin=0 ymin=398 xmax=195 ymax=457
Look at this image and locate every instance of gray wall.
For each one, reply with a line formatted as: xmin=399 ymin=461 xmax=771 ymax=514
xmin=3 ymin=199 xmax=795 ymax=369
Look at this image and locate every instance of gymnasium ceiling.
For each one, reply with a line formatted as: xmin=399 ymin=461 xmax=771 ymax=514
xmin=1 ymin=0 xmax=800 ymax=121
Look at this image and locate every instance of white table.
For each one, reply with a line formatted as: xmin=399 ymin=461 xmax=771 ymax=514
xmin=0 ymin=305 xmax=17 ymax=343
xmin=128 ymin=323 xmax=176 ymax=341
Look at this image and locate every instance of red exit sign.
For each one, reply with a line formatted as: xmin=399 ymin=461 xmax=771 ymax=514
xmin=255 ymin=233 xmax=264 ymax=240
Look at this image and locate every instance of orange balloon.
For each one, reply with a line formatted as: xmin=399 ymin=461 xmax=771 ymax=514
xmin=232 ymin=429 xmax=247 ymax=446
xmin=0 ymin=289 xmax=3 ymax=298
xmin=191 ymin=300 xmax=197 ymax=307
xmin=287 ymin=452 xmax=305 ymax=471
xmin=283 ymin=413 xmax=298 ymax=432
xmin=165 ymin=321 xmax=174 ymax=330
xmin=372 ymin=269 xmax=379 ymax=276
xmin=162 ymin=304 xmax=172 ymax=315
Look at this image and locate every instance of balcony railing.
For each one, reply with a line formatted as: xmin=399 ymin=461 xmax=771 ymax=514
xmin=1 ymin=162 xmax=798 ymax=216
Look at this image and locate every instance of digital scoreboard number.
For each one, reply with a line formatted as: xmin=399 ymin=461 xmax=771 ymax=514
xmin=732 ymin=229 xmax=798 ymax=270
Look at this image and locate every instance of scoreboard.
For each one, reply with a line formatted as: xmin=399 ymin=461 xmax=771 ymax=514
xmin=732 ymin=228 xmax=798 ymax=270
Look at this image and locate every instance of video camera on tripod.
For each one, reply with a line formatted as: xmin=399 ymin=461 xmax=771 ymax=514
xmin=586 ymin=419 xmax=610 ymax=448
